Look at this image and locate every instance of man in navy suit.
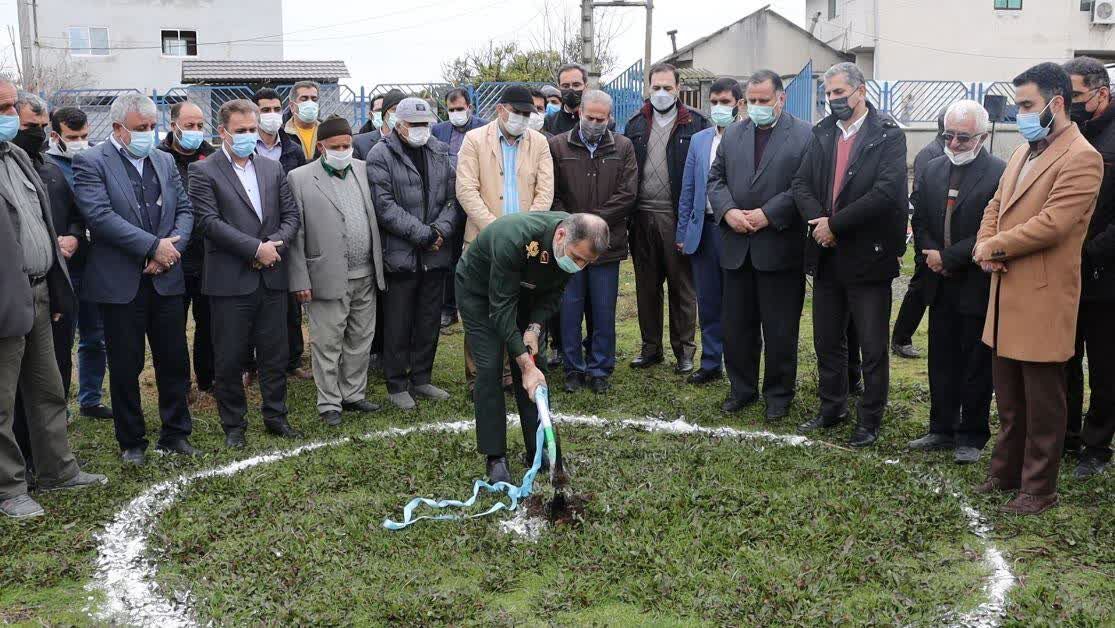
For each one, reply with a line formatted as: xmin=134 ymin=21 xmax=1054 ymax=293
xmin=707 ymin=70 xmax=813 ymax=419
xmin=73 ymin=93 xmax=197 ymax=465
xmin=189 ymin=99 xmax=302 ymax=449
xmin=676 ymin=77 xmax=742 ymax=387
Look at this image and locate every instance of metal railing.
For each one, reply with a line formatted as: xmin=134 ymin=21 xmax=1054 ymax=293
xmin=603 ymin=59 xmax=644 ymax=134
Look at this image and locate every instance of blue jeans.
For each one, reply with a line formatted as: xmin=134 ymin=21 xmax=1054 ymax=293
xmin=690 ymin=220 xmax=724 ymax=372
xmin=560 ymin=261 xmax=620 ymax=378
xmin=72 ymin=272 xmax=108 ymax=407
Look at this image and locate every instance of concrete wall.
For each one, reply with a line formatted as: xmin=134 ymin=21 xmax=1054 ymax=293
xmin=807 ymin=0 xmax=1115 ymax=81
xmin=672 ymin=11 xmax=848 ymax=80
xmin=33 ymin=0 xmax=283 ymax=92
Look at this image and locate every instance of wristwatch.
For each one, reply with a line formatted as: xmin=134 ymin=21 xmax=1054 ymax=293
xmin=525 ymin=323 xmax=543 ymax=335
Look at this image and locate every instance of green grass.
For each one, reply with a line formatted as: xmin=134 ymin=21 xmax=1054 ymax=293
xmin=0 ymin=255 xmax=1112 ymax=626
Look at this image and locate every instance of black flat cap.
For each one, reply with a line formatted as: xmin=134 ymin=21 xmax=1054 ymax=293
xmin=498 ymin=85 xmax=536 ymax=114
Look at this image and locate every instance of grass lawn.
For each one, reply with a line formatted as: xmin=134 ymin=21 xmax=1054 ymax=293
xmin=1 ymin=255 xmax=1112 ymax=626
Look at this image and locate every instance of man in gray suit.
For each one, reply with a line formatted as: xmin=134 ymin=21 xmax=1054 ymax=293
xmin=0 ymin=79 xmax=106 ymax=518
xmin=288 ymin=117 xmax=385 ymax=426
xmin=189 ymin=99 xmax=302 ymax=449
xmin=707 ymin=70 xmax=813 ymax=420
xmin=73 ymin=92 xmax=197 ymax=465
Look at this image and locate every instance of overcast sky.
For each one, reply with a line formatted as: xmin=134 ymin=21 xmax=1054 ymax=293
xmin=0 ymin=0 xmax=805 ymax=88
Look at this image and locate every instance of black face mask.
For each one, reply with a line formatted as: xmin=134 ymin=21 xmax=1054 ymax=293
xmin=13 ymin=125 xmax=46 ymax=159
xmin=828 ymin=96 xmax=855 ymax=121
xmin=1070 ymin=101 xmax=1094 ymax=127
xmin=562 ymin=88 xmax=582 ymax=110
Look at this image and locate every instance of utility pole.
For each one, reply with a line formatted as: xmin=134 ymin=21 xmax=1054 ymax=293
xmin=581 ymin=0 xmax=598 ymax=88
xmin=16 ymin=0 xmax=33 ymax=86
xmin=593 ymin=0 xmax=654 ymax=95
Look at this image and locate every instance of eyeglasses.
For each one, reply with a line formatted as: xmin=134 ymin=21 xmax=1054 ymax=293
xmin=941 ymin=132 xmax=983 ymax=144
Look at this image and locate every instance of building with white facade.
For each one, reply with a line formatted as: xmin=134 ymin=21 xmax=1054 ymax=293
xmin=26 ymin=0 xmax=283 ymax=92
xmin=805 ymin=0 xmax=1115 ymax=80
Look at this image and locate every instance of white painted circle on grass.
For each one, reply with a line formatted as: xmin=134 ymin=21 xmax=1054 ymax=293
xmin=85 ymin=416 xmax=1013 ymax=627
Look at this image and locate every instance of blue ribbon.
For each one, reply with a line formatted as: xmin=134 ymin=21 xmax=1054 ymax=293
xmin=382 ymin=426 xmax=546 ymax=530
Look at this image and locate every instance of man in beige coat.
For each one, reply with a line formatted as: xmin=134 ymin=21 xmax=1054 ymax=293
xmin=288 ymin=117 xmax=386 ymax=426
xmin=973 ymin=63 xmax=1103 ymax=515
xmin=456 ymin=85 xmax=554 ymax=387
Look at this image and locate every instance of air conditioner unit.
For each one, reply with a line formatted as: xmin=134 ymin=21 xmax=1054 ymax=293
xmin=1094 ymin=0 xmax=1115 ymax=25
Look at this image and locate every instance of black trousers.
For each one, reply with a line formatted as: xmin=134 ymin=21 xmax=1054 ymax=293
xmin=12 ymin=304 xmax=75 ymax=472
xmin=1066 ymin=301 xmax=1115 ymax=460
xmin=244 ymin=293 xmax=303 ymax=374
xmin=370 ymin=296 xmax=385 ymax=357
xmin=442 ymin=230 xmax=464 ymax=316
xmin=383 ymin=270 xmax=446 ymax=394
xmin=183 ymin=274 xmax=214 ymax=391
xmin=722 ymin=260 xmax=805 ymax=413
xmin=812 ymin=269 xmax=892 ymax=427
xmin=927 ymin=299 xmax=992 ymax=448
xmin=847 ymin=319 xmax=862 ymax=389
xmin=210 ymin=284 xmax=289 ymax=432
xmin=99 ymin=277 xmax=192 ymax=450
xmin=456 ymin=275 xmax=539 ymax=457
xmin=892 ymin=263 xmax=927 ymax=346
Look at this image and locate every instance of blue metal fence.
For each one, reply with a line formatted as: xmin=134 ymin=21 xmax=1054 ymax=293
xmin=603 ymin=59 xmax=645 ymax=134
xmin=784 ymin=61 xmax=813 ymax=123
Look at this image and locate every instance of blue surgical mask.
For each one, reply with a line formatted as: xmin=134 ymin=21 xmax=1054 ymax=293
xmin=296 ymin=100 xmax=319 ymax=124
xmin=386 ymin=112 xmax=398 ymax=130
xmin=748 ymin=104 xmax=777 ymax=127
xmin=545 ymin=103 xmax=561 ymax=116
xmin=371 ymin=111 xmax=383 ymax=130
xmin=710 ymin=104 xmax=736 ymax=128
xmin=557 ymin=254 xmax=581 ymax=274
xmin=230 ymin=131 xmax=258 ymax=158
xmin=1017 ymin=100 xmax=1055 ymax=143
xmin=125 ymin=128 xmax=156 ymax=158
xmin=0 ymin=114 xmax=18 ymax=142
xmin=176 ymin=126 xmax=204 ymax=151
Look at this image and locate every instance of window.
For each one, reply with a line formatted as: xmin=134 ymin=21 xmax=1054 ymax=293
xmin=994 ymin=0 xmax=1022 ymax=9
xmin=828 ymin=0 xmax=839 ymax=19
xmin=161 ymin=30 xmax=198 ymax=56
xmin=1081 ymin=0 xmax=1094 ymax=11
xmin=67 ymin=26 xmax=109 ymax=55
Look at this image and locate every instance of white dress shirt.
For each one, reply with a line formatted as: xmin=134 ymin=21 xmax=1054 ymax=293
xmin=223 ymin=145 xmax=263 ymax=222
xmin=836 ymin=109 xmax=869 ymax=140
xmin=109 ymin=134 xmax=147 ymax=175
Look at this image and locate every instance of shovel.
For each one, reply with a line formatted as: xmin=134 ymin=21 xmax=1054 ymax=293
xmin=534 ymin=386 xmax=573 ymax=519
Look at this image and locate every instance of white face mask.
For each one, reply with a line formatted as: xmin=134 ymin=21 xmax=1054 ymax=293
xmin=448 ymin=110 xmax=470 ymax=127
xmin=527 ymin=112 xmax=545 ymax=131
xmin=944 ymin=137 xmax=984 ymax=167
xmin=259 ymin=112 xmax=283 ymax=135
xmin=502 ymin=111 xmax=528 ymax=137
xmin=650 ymin=89 xmax=676 ymax=113
xmin=50 ymin=136 xmax=89 ymax=157
xmin=404 ymin=125 xmax=430 ymax=147
xmin=323 ymin=147 xmax=353 ymax=170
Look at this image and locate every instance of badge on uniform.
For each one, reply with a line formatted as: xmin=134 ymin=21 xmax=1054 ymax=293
xmin=540 ymin=251 xmax=549 ymax=264
xmin=526 ymin=241 xmax=540 ymax=258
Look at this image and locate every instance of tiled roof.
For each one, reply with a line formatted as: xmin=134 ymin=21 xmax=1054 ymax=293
xmin=182 ymin=60 xmax=350 ymax=83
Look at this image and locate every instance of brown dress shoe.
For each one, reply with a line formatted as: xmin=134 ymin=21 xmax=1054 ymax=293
xmin=973 ymin=477 xmax=1015 ymax=494
xmin=1001 ymin=492 xmax=1059 ymax=515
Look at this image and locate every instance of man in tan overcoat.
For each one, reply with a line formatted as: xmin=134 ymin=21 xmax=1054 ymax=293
xmin=973 ymin=63 xmax=1103 ymax=515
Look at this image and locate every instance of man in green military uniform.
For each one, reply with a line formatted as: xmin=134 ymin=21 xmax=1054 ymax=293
xmin=456 ymin=211 xmax=609 ymax=483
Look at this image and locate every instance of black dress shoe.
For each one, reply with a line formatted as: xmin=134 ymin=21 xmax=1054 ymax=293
xmin=797 ymin=413 xmax=848 ymax=434
xmin=120 ymin=448 xmax=145 ymax=466
xmin=891 ymin=343 xmax=921 ymax=359
xmin=848 ymin=424 xmax=879 ymax=448
xmin=341 ymin=399 xmax=381 ymax=414
xmin=563 ymin=372 xmax=584 ymax=393
xmin=80 ymin=403 xmax=113 ymax=419
xmin=486 ymin=456 xmax=511 ymax=484
xmin=225 ymin=429 xmax=247 ymax=449
xmin=589 ymin=376 xmax=611 ymax=394
xmin=629 ymin=353 xmax=663 ymax=369
xmin=721 ymin=395 xmax=757 ymax=413
xmin=765 ymin=407 xmax=790 ymax=421
xmin=265 ymin=420 xmax=302 ymax=439
xmin=674 ymin=359 xmax=695 ymax=375
xmin=320 ymin=410 xmax=342 ymax=426
xmin=156 ymin=439 xmax=201 ymax=456
xmin=687 ymin=368 xmax=722 ymax=385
